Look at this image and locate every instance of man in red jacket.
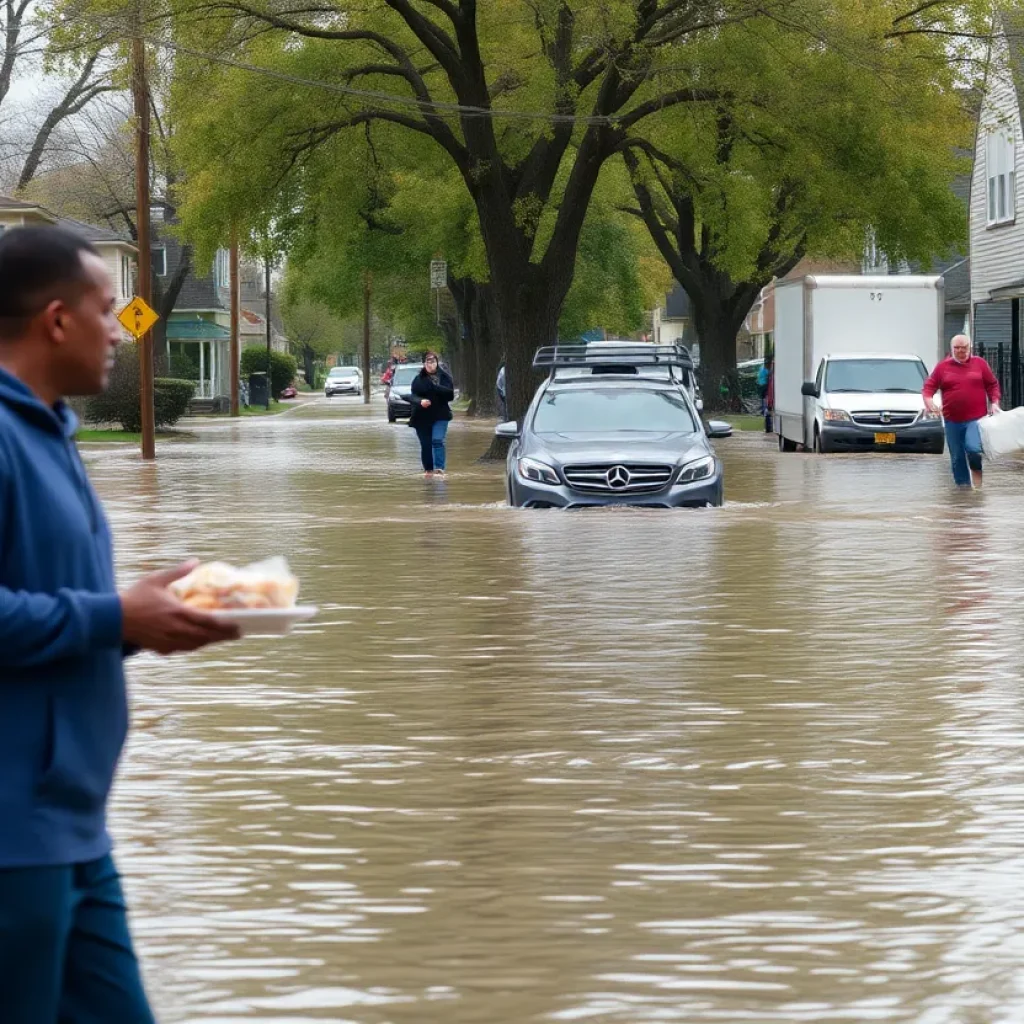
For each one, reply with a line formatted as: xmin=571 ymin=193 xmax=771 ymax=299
xmin=923 ymin=334 xmax=1001 ymax=488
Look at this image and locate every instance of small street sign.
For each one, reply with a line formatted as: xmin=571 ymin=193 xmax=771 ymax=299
xmin=430 ymin=259 xmax=447 ymax=290
xmin=118 ymin=296 xmax=160 ymax=339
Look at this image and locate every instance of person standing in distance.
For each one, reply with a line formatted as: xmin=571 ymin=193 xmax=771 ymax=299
xmin=923 ymin=334 xmax=1001 ymax=489
xmin=0 ymin=226 xmax=239 ymax=1023
xmin=409 ymin=350 xmax=455 ymax=478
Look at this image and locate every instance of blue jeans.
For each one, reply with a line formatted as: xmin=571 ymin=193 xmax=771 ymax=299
xmin=415 ymin=419 xmax=449 ymax=471
xmin=944 ymin=418 xmax=983 ymax=487
xmin=0 ymin=854 xmax=154 ymax=1023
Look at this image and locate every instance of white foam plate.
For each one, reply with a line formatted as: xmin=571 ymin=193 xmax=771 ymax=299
xmin=211 ymin=606 xmax=318 ymax=636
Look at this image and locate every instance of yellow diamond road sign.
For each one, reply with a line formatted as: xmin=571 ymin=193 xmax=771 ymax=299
xmin=118 ymin=297 xmax=159 ymax=340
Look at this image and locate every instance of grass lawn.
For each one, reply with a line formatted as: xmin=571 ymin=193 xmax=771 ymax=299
xmin=722 ymin=414 xmax=767 ymax=432
xmin=240 ymin=401 xmax=288 ymax=416
xmin=76 ymin=430 xmax=142 ymax=443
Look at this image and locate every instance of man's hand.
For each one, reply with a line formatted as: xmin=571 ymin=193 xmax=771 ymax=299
xmin=121 ymin=562 xmax=240 ymax=655
xmin=991 ymin=403 xmax=1002 ymax=415
xmin=420 ymin=399 xmax=431 ymax=408
xmin=924 ymin=398 xmax=941 ymax=416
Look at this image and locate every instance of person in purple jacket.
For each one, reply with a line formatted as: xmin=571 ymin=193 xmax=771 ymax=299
xmin=0 ymin=226 xmax=238 ymax=1022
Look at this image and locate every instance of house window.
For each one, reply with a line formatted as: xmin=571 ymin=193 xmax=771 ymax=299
xmin=986 ymin=128 xmax=1016 ymax=226
xmin=121 ymin=254 xmax=134 ymax=298
xmin=214 ymin=248 xmax=230 ymax=290
xmin=151 ymin=246 xmax=167 ymax=276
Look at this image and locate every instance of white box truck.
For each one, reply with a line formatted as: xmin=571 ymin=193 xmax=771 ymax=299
xmin=773 ymin=275 xmax=946 ymax=454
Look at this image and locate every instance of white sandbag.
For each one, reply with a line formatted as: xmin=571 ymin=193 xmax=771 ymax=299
xmin=979 ymin=408 xmax=1024 ymax=457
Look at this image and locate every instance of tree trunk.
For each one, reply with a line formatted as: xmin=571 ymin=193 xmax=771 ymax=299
xmin=439 ymin=316 xmax=461 ymax=387
xmin=480 ymin=275 xmax=561 ymax=460
xmin=690 ymin=294 xmax=752 ymax=413
xmin=302 ymin=345 xmax=316 ymax=389
xmin=469 ymin=283 xmax=500 ymax=419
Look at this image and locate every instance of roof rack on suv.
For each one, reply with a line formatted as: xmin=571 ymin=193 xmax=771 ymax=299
xmin=532 ymin=344 xmax=694 ymax=379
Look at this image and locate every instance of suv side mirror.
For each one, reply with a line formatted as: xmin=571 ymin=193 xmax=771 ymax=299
xmin=495 ymin=421 xmax=520 ymax=439
xmin=695 ymin=398 xmax=704 ymax=413
xmin=801 ymin=382 xmax=819 ymax=398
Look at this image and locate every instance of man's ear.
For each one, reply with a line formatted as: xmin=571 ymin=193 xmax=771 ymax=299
xmin=39 ymin=299 xmax=67 ymax=343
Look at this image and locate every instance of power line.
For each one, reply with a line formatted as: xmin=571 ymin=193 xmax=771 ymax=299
xmin=147 ymin=35 xmax=675 ymax=128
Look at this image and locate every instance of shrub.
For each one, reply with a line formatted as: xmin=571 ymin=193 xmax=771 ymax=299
xmin=83 ymin=347 xmax=194 ymax=431
xmin=168 ymin=352 xmax=200 ymax=381
xmin=240 ymin=347 xmax=297 ymax=399
xmin=154 ymin=378 xmax=195 ymax=426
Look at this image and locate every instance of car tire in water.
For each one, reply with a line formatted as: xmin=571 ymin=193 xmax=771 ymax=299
xmin=813 ymin=427 xmax=827 ymax=454
xmin=778 ymin=432 xmax=797 ymax=453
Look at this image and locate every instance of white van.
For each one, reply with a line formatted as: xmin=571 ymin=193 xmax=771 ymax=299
xmin=799 ymin=352 xmax=943 ymax=453
xmin=774 ymin=275 xmax=945 ymax=453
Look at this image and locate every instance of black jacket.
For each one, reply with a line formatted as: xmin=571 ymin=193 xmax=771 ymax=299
xmin=408 ymin=369 xmax=455 ymax=426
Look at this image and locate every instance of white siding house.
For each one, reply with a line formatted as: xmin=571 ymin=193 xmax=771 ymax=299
xmin=0 ymin=197 xmax=137 ymax=323
xmin=968 ymin=12 xmax=1024 ymax=396
xmin=970 ymin=20 xmax=1024 ymax=310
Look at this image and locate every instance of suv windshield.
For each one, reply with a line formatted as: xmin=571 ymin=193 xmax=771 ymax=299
xmin=330 ymin=367 xmax=359 ymax=377
xmin=825 ymin=359 xmax=926 ymax=393
xmin=392 ymin=366 xmax=422 ymax=387
xmin=533 ymin=388 xmax=698 ymax=433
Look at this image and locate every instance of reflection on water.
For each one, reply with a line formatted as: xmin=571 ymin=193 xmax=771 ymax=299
xmin=81 ymin=398 xmax=1024 ymax=1022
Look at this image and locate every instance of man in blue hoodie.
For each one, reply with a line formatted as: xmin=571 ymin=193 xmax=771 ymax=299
xmin=0 ymin=226 xmax=238 ymax=1022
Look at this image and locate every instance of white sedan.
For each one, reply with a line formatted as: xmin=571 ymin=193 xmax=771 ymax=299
xmin=325 ymin=366 xmax=363 ymax=396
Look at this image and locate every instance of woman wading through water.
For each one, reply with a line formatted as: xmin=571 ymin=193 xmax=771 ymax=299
xmin=409 ymin=352 xmax=454 ymax=478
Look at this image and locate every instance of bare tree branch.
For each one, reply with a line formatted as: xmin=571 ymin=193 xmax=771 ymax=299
xmin=18 ymin=54 xmax=115 ymax=189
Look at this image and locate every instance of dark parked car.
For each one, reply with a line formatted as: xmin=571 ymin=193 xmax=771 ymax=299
xmin=497 ymin=345 xmax=724 ymax=508
xmin=386 ymin=363 xmax=424 ymax=422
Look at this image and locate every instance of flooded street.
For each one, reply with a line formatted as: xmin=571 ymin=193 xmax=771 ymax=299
xmin=83 ymin=397 xmax=1024 ymax=1023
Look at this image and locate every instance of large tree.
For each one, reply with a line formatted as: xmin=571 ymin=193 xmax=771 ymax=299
xmin=20 ymin=88 xmax=197 ymax=356
xmin=280 ymin=290 xmax=346 ymax=386
xmin=239 ymin=121 xmax=659 ymax=415
xmin=0 ymin=0 xmax=117 ymax=190
xmin=617 ymin=7 xmax=979 ymax=403
xmin=167 ymin=0 xmax=781 ymax=427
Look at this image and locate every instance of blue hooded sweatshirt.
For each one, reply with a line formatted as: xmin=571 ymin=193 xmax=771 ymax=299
xmin=0 ymin=367 xmax=126 ymax=867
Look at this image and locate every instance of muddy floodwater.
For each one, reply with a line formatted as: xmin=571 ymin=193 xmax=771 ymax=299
xmin=82 ymin=397 xmax=1024 ymax=1023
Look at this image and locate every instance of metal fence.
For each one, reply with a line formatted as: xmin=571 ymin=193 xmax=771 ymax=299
xmin=975 ymin=343 xmax=1024 ymax=407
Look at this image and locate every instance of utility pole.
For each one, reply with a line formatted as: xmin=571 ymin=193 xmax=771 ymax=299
xmin=265 ymin=258 xmax=272 ymax=410
xmin=229 ymin=230 xmax=240 ymax=416
xmin=132 ymin=8 xmax=155 ymax=460
xmin=363 ymin=271 xmax=372 ymax=404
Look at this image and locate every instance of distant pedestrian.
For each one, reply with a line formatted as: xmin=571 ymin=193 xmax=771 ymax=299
xmin=923 ymin=334 xmax=1001 ymax=489
xmin=758 ymin=355 xmax=773 ymax=433
xmin=409 ymin=350 xmax=454 ymax=478
xmin=496 ymin=362 xmax=506 ymax=420
xmin=0 ymin=226 xmax=238 ymax=1023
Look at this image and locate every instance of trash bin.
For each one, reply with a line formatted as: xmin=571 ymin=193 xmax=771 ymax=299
xmin=248 ymin=372 xmax=269 ymax=407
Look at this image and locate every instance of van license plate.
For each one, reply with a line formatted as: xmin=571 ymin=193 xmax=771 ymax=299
xmin=874 ymin=432 xmax=896 ymax=445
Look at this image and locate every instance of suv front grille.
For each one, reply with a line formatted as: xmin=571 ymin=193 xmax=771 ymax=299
xmin=563 ymin=463 xmax=674 ymax=494
xmin=850 ymin=411 xmax=917 ymax=427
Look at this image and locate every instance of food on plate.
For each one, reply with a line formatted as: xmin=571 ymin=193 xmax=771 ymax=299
xmin=169 ymin=557 xmax=299 ymax=611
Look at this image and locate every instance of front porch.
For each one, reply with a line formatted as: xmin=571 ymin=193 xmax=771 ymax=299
xmin=165 ymin=319 xmax=231 ymax=399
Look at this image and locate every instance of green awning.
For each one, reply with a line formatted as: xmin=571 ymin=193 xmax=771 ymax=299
xmin=166 ymin=320 xmax=231 ymax=340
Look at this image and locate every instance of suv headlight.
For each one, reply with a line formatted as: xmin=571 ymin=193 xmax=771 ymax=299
xmin=518 ymin=457 xmax=560 ymax=485
xmin=823 ymin=409 xmax=852 ymax=422
xmin=678 ymin=455 xmax=715 ymax=484
xmin=919 ymin=409 xmax=941 ymax=422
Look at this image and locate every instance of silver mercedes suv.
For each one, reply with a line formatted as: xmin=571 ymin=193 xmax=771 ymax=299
xmin=496 ymin=345 xmax=724 ymax=509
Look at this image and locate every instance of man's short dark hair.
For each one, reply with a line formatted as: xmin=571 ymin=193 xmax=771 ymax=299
xmin=0 ymin=226 xmax=99 ymax=340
